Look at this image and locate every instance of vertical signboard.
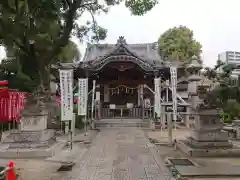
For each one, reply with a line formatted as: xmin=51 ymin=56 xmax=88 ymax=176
xmin=170 ymin=66 xmax=178 ymax=127
xmin=59 ymin=69 xmax=73 ymax=121
xmin=154 ymin=78 xmax=161 ymax=117
xmin=91 ymin=80 xmax=96 ymax=118
xmin=78 ymin=78 xmax=88 ymax=116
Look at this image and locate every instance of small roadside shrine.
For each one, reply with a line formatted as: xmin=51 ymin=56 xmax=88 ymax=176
xmin=0 ymin=80 xmax=26 ymax=130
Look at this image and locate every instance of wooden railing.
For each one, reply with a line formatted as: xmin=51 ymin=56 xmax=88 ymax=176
xmin=87 ymin=104 xmax=155 ymax=119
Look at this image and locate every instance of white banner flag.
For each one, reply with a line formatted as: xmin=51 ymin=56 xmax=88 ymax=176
xmin=59 ymin=69 xmax=73 ymax=121
xmin=78 ymin=78 xmax=88 ymax=115
xmin=91 ymin=80 xmax=96 ymax=115
xmin=154 ymin=78 xmax=161 ymax=117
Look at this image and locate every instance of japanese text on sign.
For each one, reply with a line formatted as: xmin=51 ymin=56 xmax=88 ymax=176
xmin=59 ymin=70 xmax=73 ymax=121
xmin=78 ymin=78 xmax=88 ymax=115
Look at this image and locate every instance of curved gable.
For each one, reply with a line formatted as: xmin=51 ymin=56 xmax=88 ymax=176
xmin=81 ymin=36 xmax=165 ymax=71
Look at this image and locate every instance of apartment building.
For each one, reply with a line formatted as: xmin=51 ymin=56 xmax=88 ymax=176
xmin=218 ymin=51 xmax=240 ymax=79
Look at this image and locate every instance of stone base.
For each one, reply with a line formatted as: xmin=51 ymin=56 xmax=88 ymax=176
xmin=188 ymin=137 xmax=233 ymax=148
xmin=2 ymin=130 xmax=56 ymax=148
xmin=0 ymin=129 xmax=64 ymax=158
xmin=0 ymin=141 xmax=65 ymax=158
xmin=190 ymin=129 xmax=229 ymax=142
xmin=177 ymin=139 xmax=240 ymax=157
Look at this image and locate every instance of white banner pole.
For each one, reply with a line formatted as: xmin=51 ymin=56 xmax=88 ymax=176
xmin=91 ymin=80 xmax=96 ymax=128
xmin=59 ymin=69 xmax=73 ymax=135
xmin=78 ymin=78 xmax=88 ymax=136
xmin=170 ymin=66 xmax=178 ymax=139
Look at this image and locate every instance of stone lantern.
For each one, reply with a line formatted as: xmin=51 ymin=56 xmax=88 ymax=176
xmin=187 ymin=56 xmax=202 ymax=109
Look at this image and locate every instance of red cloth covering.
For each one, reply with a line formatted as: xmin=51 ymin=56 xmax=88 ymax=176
xmin=6 ymin=160 xmax=16 ymax=180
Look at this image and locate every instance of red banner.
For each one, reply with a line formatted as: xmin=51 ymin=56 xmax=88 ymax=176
xmin=0 ymin=88 xmax=26 ymax=122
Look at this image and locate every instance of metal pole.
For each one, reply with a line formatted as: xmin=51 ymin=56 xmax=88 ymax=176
xmin=159 ymin=78 xmax=162 ymax=122
xmin=70 ymin=130 xmax=73 ymax=150
xmin=84 ymin=116 xmax=87 ymax=136
xmin=71 ymin=113 xmax=75 ymax=147
xmin=166 ymin=80 xmax=169 ymax=102
xmin=91 ymin=80 xmax=96 ymax=128
xmin=95 ymin=102 xmax=97 ymax=120
xmin=121 ymin=108 xmax=123 ymax=125
xmin=154 ymin=78 xmax=159 ymax=121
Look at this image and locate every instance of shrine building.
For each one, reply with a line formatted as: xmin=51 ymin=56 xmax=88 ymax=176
xmin=53 ymin=36 xmax=205 ymax=127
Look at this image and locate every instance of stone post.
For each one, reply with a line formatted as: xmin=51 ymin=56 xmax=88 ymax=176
xmin=65 ymin=121 xmax=69 ymax=134
xmin=185 ymin=107 xmax=191 ymax=128
xmin=233 ymin=120 xmax=240 ymax=140
xmin=167 ymin=113 xmax=172 ymax=145
xmin=162 ymin=107 xmax=166 ymax=129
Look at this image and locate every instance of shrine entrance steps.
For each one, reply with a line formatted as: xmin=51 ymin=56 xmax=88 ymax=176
xmin=95 ymin=118 xmax=150 ymax=128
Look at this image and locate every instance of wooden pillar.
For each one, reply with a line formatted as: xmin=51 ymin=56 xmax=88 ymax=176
xmin=140 ymin=85 xmax=144 ymax=119
xmin=96 ymin=85 xmax=101 ymax=119
xmin=104 ymin=84 xmax=109 ymax=102
xmin=138 ymin=86 xmax=141 ymax=106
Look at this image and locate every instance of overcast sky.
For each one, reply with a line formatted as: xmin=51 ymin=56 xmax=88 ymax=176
xmin=1 ymin=0 xmax=240 ymax=67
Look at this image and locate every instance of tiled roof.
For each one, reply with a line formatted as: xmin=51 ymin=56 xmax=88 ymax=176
xmin=82 ymin=36 xmax=163 ymax=66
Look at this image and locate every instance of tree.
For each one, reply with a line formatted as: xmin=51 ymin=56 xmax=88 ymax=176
xmin=0 ymin=0 xmax=158 ymax=92
xmin=0 ymin=40 xmax=80 ymax=92
xmin=57 ymin=40 xmax=81 ymax=63
xmin=157 ymin=26 xmax=202 ymax=63
xmin=202 ymin=60 xmax=240 ymax=122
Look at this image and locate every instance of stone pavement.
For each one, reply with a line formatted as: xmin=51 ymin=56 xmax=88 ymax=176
xmin=147 ymin=129 xmax=190 ymax=144
xmin=60 ymin=127 xmax=170 ymax=180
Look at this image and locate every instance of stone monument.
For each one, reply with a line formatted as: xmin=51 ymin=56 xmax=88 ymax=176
xmin=188 ymin=109 xmax=232 ymax=148
xmin=233 ymin=120 xmax=240 ymax=140
xmin=177 ymin=105 xmax=240 ymax=157
xmin=0 ymin=94 xmax=63 ymax=158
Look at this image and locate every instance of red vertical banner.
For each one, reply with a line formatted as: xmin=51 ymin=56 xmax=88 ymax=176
xmin=0 ymin=89 xmax=8 ymax=121
xmin=0 ymin=89 xmax=26 ymax=122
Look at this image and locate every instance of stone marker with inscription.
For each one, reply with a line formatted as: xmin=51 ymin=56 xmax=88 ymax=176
xmin=0 ymin=97 xmax=63 ymax=158
xmin=177 ymin=109 xmax=240 ymax=157
xmin=20 ymin=111 xmax=48 ymax=131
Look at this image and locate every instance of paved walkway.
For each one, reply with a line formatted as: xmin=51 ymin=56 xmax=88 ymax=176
xmin=61 ymin=127 xmax=169 ymax=180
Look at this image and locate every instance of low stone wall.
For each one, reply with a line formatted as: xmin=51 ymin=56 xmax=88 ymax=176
xmin=0 ymin=141 xmax=64 ymax=158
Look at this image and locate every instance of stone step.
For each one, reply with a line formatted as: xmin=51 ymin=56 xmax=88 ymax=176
xmin=96 ymin=122 xmax=149 ymax=128
xmin=95 ymin=119 xmax=150 ymax=128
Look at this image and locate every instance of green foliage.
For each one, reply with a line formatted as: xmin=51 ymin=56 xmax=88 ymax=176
xmin=0 ymin=0 xmax=158 ymax=92
xmin=223 ymin=101 xmax=240 ymax=122
xmin=221 ymin=112 xmax=232 ymax=124
xmin=202 ymin=59 xmax=240 ymax=121
xmin=125 ymin=0 xmax=158 ymax=16
xmin=158 ymin=26 xmax=202 ymax=62
xmin=57 ymin=40 xmax=81 ymax=63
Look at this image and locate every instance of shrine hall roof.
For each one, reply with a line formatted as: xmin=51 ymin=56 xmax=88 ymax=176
xmin=82 ymin=36 xmax=163 ymax=66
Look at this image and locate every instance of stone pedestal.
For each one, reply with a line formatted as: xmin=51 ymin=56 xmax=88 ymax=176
xmin=0 ymin=109 xmax=62 ymax=158
xmin=167 ymin=113 xmax=172 ymax=145
xmin=19 ymin=111 xmax=48 ymax=131
xmin=233 ymin=120 xmax=240 ymax=140
xmin=188 ymin=111 xmax=232 ymax=148
xmin=177 ymin=109 xmax=240 ymax=157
